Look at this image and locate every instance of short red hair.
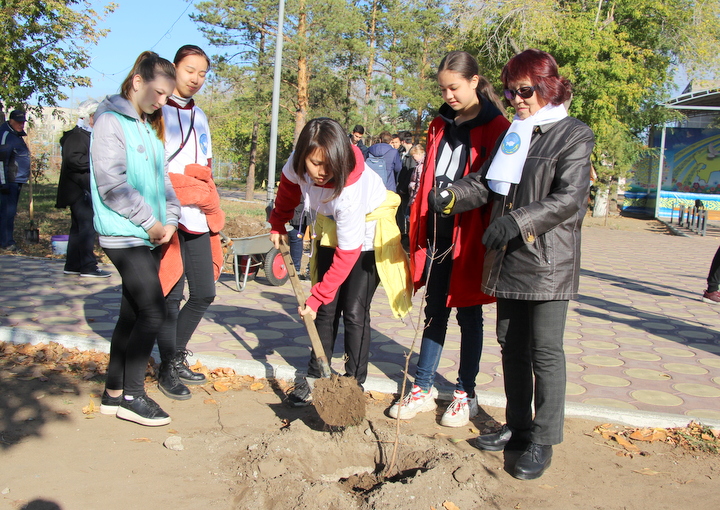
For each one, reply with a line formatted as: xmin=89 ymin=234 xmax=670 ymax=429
xmin=501 ymin=49 xmax=572 ymax=106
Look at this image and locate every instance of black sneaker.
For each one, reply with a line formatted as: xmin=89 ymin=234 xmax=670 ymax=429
xmin=287 ymin=379 xmax=313 ymax=407
xmin=116 ymin=394 xmax=171 ymax=426
xmin=100 ymin=390 xmax=123 ymax=415
xmin=80 ymin=269 xmax=112 ymax=278
xmin=158 ymin=360 xmax=191 ymax=400
xmin=63 ymin=269 xmax=81 ymax=275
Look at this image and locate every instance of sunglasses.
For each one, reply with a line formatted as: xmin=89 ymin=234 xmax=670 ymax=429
xmin=504 ymin=86 xmax=536 ymax=101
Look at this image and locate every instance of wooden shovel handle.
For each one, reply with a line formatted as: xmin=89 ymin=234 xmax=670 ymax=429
xmin=278 ymin=240 xmax=332 ymax=378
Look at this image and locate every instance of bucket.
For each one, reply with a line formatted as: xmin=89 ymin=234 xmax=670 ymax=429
xmin=51 ymin=235 xmax=69 ymax=255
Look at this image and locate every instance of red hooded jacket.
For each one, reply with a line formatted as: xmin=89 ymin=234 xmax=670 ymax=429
xmin=409 ymin=99 xmax=509 ymax=308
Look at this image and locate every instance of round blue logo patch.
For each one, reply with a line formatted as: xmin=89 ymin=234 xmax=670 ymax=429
xmin=501 ymin=132 xmax=521 ymax=155
xmin=199 ymin=134 xmax=209 ymax=155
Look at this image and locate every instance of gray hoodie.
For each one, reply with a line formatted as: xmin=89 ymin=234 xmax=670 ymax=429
xmin=90 ymin=94 xmax=180 ymax=249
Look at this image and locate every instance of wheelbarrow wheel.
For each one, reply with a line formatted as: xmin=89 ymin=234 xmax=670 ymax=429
xmin=263 ymin=247 xmax=289 ymax=286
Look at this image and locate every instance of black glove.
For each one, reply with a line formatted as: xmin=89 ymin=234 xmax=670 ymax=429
xmin=482 ymin=215 xmax=520 ymax=250
xmin=0 ymin=184 xmax=9 ymax=195
xmin=428 ymin=188 xmax=454 ymax=213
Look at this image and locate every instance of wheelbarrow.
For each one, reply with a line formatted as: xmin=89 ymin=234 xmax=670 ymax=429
xmin=219 ymin=232 xmax=289 ymax=291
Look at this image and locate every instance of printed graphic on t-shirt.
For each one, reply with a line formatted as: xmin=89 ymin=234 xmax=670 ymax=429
xmin=434 ymin=143 xmax=463 ymax=189
xmin=200 ymin=133 xmax=208 ymax=155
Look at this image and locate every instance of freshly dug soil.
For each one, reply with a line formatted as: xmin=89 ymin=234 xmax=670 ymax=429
xmin=313 ymin=374 xmax=366 ymax=427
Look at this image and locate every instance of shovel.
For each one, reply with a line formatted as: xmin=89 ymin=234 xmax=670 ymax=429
xmin=279 ymin=239 xmax=365 ymax=427
xmin=24 ymin=174 xmax=39 ymax=243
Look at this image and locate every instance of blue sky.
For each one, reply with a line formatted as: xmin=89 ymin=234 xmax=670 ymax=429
xmin=59 ymin=0 xmax=211 ymax=107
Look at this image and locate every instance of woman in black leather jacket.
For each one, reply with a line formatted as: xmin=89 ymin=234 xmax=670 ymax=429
xmin=429 ymin=49 xmax=594 ymax=481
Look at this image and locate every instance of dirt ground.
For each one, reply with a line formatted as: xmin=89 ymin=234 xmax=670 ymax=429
xmin=1 ymin=345 xmax=719 ymax=510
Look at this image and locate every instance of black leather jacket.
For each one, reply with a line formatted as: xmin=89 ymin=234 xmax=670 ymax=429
xmin=446 ymin=116 xmax=595 ymax=300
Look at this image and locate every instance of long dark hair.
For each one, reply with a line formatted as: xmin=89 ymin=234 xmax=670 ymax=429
xmin=501 ymin=49 xmax=572 ymax=106
xmin=438 ymin=51 xmax=505 ymax=112
xmin=293 ymin=118 xmax=356 ymax=200
xmin=173 ymin=44 xmax=211 ymax=69
xmin=120 ymin=51 xmax=176 ymax=141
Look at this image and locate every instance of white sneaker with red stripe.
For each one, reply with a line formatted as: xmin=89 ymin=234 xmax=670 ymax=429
xmin=440 ymin=390 xmax=479 ymax=427
xmin=388 ymin=385 xmax=438 ymax=419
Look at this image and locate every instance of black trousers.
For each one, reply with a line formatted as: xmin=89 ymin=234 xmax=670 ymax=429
xmin=104 ymin=246 xmax=166 ymax=396
xmin=307 ymin=247 xmax=379 ymax=385
xmin=156 ymin=230 xmax=216 ymax=362
xmin=496 ymin=298 xmax=569 ymax=446
xmin=64 ymin=191 xmax=98 ymax=273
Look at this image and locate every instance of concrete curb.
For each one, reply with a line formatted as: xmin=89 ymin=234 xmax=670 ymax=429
xmin=3 ymin=326 xmax=719 ymax=430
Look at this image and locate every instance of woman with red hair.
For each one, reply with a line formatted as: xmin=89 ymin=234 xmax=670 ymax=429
xmin=429 ymin=49 xmax=594 ymax=480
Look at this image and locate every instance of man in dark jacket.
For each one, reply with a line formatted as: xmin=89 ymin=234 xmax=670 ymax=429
xmin=56 ymin=100 xmax=110 ymax=277
xmin=366 ymin=131 xmax=402 ymax=192
xmin=349 ymin=124 xmax=369 ymax=158
xmin=0 ymin=109 xmax=31 ymax=251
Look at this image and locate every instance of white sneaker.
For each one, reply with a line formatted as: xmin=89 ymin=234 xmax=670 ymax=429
xmin=388 ymin=385 xmax=438 ymax=419
xmin=440 ymin=390 xmax=478 ymax=427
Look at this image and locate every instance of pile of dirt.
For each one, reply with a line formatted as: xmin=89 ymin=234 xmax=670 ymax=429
xmin=221 ymin=214 xmax=270 ymax=239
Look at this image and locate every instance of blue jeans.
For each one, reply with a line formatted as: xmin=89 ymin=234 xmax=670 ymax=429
xmin=0 ymin=182 xmax=22 ymax=248
xmin=413 ymin=236 xmax=483 ymax=395
xmin=288 ymin=224 xmax=304 ymax=272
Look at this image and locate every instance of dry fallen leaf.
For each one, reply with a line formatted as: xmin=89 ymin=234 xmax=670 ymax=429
xmin=442 ymin=501 xmax=460 ymax=510
xmin=81 ymin=400 xmax=96 ymax=415
xmin=131 ymin=438 xmax=152 ymax=443
xmin=204 ymin=398 xmax=217 ymax=405
xmin=213 ymin=381 xmax=229 ymax=392
xmin=469 ymin=427 xmax=480 ymax=434
xmin=633 ymin=468 xmax=667 ymax=476
xmin=250 ymin=382 xmax=265 ymax=391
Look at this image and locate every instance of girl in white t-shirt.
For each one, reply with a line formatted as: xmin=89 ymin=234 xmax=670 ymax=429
xmin=270 ymin=118 xmax=410 ymax=406
xmin=156 ymin=45 xmax=223 ymax=400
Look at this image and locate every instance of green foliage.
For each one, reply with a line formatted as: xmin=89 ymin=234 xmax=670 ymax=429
xmin=460 ymin=0 xmax=720 ymax=186
xmin=0 ymin=0 xmax=115 ymax=112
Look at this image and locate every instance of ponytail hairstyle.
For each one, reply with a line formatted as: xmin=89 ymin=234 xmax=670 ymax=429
xmin=293 ymin=118 xmax=356 ymax=200
xmin=438 ymin=51 xmax=505 ymax=112
xmin=501 ymin=49 xmax=572 ymax=106
xmin=173 ymin=44 xmax=211 ymax=69
xmin=120 ymin=51 xmax=176 ymax=141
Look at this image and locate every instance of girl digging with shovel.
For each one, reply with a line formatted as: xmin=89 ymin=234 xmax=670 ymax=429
xmin=269 ymin=118 xmax=412 ymax=418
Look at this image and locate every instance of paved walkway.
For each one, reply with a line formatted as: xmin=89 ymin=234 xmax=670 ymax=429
xmin=1 ymin=224 xmax=719 ymax=428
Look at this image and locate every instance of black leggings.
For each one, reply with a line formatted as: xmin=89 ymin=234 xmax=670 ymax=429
xmin=156 ymin=230 xmax=216 ymax=362
xmin=307 ymin=247 xmax=379 ymax=385
xmin=104 ymin=246 xmax=167 ymax=396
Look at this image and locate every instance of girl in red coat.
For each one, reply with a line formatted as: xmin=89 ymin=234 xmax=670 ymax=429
xmin=389 ymin=51 xmax=509 ymax=427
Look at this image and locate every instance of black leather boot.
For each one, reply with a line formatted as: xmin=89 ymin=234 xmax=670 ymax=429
xmin=474 ymin=424 xmax=530 ymax=451
xmin=514 ymin=443 xmax=553 ymax=480
xmin=158 ymin=360 xmax=191 ymax=400
xmin=174 ymin=350 xmax=206 ymax=385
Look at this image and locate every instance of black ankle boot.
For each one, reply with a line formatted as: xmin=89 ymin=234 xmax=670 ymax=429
xmin=174 ymin=350 xmax=206 ymax=385
xmin=158 ymin=360 xmax=191 ymax=400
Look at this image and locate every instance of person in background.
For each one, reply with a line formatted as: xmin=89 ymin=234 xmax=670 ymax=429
xmin=0 ymin=109 xmax=30 ymax=252
xmin=702 ymin=245 xmax=720 ymax=304
xmin=429 ymin=49 xmax=594 ymax=480
xmin=349 ymin=124 xmax=369 ymax=158
xmin=396 ymin=132 xmax=417 ymax=246
xmin=389 ymin=51 xmax=509 ymax=428
xmin=156 ymin=45 xmax=223 ymax=400
xmin=406 ymin=144 xmax=426 ymax=207
xmin=366 ymin=131 xmax=402 ymax=192
xmin=56 ymin=100 xmax=111 ymax=278
xmin=269 ymin=118 xmax=411 ymax=406
xmin=91 ymin=51 xmax=180 ymax=426
xmin=390 ymin=133 xmax=402 ymax=151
